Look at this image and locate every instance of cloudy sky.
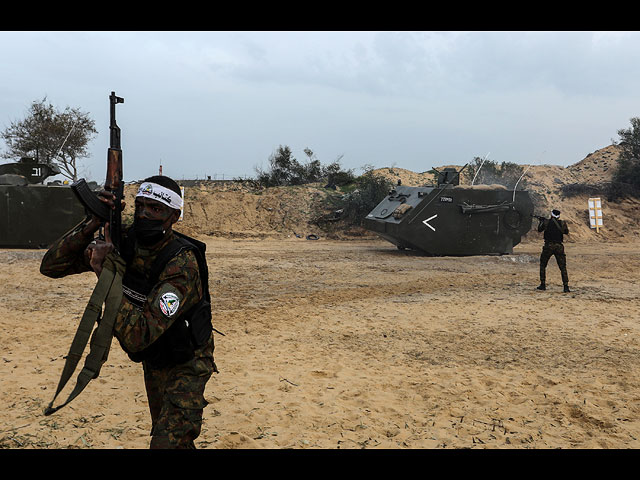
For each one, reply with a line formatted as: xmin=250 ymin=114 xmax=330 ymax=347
xmin=1 ymin=31 xmax=639 ymax=183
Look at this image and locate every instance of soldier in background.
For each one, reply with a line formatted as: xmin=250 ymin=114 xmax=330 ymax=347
xmin=40 ymin=175 xmax=216 ymax=448
xmin=536 ymin=209 xmax=571 ymax=293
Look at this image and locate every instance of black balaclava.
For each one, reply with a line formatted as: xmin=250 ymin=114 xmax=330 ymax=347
xmin=133 ymin=216 xmax=167 ymax=246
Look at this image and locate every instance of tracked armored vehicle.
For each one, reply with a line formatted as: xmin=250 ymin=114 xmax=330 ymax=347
xmin=0 ymin=157 xmax=89 ymax=248
xmin=364 ymin=167 xmax=534 ymax=255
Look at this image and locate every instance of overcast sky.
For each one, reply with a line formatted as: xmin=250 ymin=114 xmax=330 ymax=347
xmin=2 ymin=31 xmax=640 ymax=183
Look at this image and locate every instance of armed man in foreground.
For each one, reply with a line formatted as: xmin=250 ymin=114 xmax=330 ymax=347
xmin=40 ymin=175 xmax=217 ymax=448
xmin=535 ymin=208 xmax=571 ymax=293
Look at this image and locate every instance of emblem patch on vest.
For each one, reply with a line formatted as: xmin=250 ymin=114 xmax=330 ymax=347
xmin=159 ymin=292 xmax=180 ymax=317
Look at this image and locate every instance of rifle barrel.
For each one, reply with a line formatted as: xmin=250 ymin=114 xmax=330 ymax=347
xmin=109 ymin=92 xmax=124 ymax=149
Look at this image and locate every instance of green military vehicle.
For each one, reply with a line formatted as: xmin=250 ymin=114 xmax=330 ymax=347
xmin=0 ymin=157 xmax=88 ymax=248
xmin=364 ymin=167 xmax=534 ymax=255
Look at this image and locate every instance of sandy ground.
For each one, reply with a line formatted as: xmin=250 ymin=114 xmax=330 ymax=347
xmin=1 ymin=234 xmax=639 ymax=449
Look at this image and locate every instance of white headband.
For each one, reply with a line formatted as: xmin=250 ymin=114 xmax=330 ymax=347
xmin=136 ymin=182 xmax=183 ymax=210
xmin=551 ymin=210 xmax=560 ymax=218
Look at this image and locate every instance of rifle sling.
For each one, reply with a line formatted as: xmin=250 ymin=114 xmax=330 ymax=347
xmin=44 ymin=259 xmax=123 ymax=416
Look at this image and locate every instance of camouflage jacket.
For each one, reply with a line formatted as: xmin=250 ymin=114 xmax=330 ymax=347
xmin=40 ymin=216 xmax=96 ymax=278
xmin=40 ymin=218 xmax=203 ymax=355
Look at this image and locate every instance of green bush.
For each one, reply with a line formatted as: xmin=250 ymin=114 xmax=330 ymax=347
xmin=317 ymin=166 xmax=394 ymax=228
xmin=254 ymin=145 xmax=355 ymax=188
xmin=463 ymin=157 xmax=527 ymax=189
xmin=323 ymin=159 xmax=356 ymax=187
xmin=611 ymin=117 xmax=640 ymax=200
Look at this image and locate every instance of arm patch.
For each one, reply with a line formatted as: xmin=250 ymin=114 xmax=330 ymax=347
xmin=159 ymin=292 xmax=180 ymax=317
xmin=156 ymin=284 xmax=183 ymax=318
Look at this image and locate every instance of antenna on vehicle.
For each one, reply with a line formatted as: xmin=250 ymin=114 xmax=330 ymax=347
xmin=512 ymin=150 xmax=544 ymax=203
xmin=471 ymin=152 xmax=490 ymax=186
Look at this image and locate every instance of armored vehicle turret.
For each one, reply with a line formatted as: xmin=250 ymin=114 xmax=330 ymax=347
xmin=363 ymin=167 xmax=534 ymax=255
xmin=0 ymin=157 xmax=89 ymax=248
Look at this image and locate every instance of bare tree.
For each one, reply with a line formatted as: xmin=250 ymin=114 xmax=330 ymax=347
xmin=1 ymin=97 xmax=98 ymax=181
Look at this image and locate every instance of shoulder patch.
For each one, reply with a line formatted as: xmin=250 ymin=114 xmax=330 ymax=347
xmin=159 ymin=292 xmax=180 ymax=317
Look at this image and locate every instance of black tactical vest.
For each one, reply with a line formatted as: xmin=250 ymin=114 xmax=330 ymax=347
xmin=120 ymin=231 xmax=213 ymax=369
xmin=544 ymin=218 xmax=565 ymax=244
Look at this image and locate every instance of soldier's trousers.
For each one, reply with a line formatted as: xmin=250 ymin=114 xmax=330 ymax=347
xmin=143 ymin=335 xmax=215 ymax=449
xmin=540 ymin=242 xmax=569 ymax=286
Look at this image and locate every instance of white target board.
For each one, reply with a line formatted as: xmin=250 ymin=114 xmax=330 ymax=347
xmin=588 ymin=197 xmax=602 ymax=232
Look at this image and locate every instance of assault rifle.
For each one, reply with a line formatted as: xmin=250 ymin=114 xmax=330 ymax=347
xmin=71 ymin=91 xmax=125 ymax=251
xmin=44 ymin=92 xmax=126 ymax=416
xmin=531 ymin=213 xmax=546 ymax=221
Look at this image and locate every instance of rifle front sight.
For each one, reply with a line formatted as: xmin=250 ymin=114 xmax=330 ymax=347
xmin=109 ymin=92 xmax=124 ymax=149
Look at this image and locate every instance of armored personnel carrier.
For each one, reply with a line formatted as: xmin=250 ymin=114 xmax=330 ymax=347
xmin=363 ymin=167 xmax=534 ymax=255
xmin=0 ymin=157 xmax=88 ymax=248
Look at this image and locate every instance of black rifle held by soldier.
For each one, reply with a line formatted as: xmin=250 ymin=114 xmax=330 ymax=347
xmin=44 ymin=91 xmax=126 ymax=416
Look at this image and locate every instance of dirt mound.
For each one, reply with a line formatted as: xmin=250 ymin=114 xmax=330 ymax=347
xmin=124 ymin=181 xmax=334 ymax=241
xmin=369 ymin=167 xmax=436 ymax=187
xmin=124 ymin=144 xmax=638 ymax=245
xmin=567 ymin=144 xmax=622 ymax=184
xmin=518 ymin=145 xmax=637 ymax=243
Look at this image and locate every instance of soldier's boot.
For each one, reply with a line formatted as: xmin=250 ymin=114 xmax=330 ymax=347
xmin=563 ymin=285 xmax=570 ymax=293
xmin=536 ymin=283 xmax=546 ymax=291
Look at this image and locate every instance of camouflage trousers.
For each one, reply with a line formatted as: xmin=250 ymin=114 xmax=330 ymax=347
xmin=540 ymin=242 xmax=569 ymax=286
xmin=143 ymin=334 xmax=216 ymax=449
